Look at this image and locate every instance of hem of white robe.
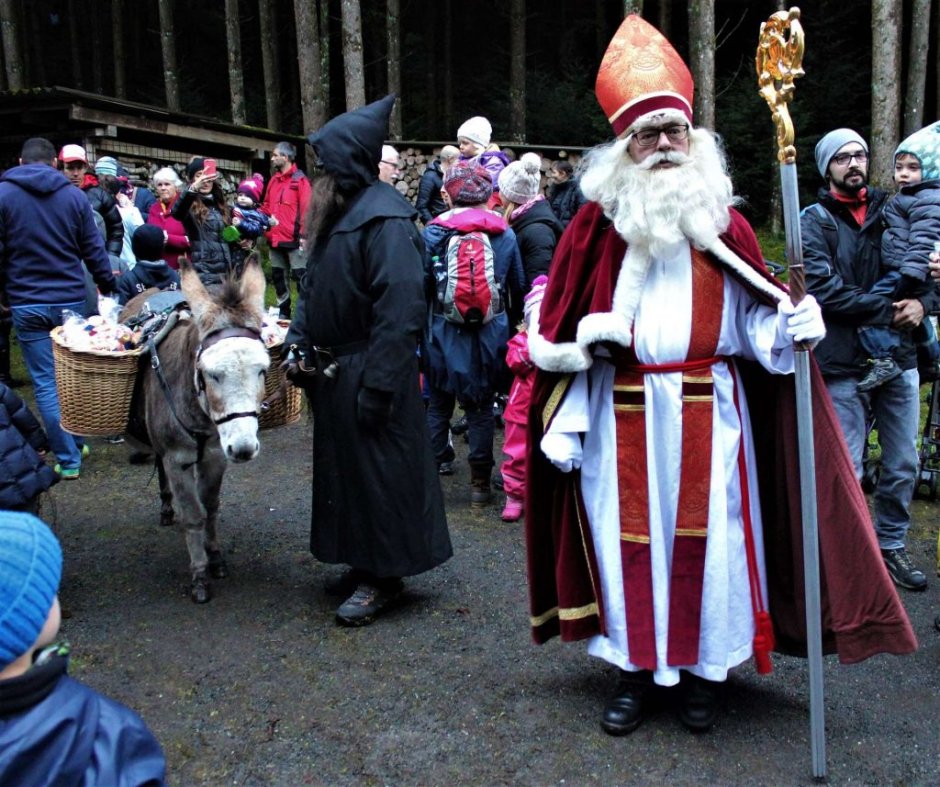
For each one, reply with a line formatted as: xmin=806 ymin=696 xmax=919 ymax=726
xmin=586 ymin=635 xmax=753 ymax=687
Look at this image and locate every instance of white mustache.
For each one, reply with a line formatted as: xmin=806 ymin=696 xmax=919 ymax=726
xmin=638 ymin=151 xmax=692 ymax=170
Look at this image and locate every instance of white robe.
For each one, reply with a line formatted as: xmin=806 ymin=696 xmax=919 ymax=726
xmin=542 ymin=241 xmax=797 ymax=686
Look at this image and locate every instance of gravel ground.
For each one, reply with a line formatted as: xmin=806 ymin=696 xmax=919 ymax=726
xmin=40 ymin=416 xmax=940 ymax=786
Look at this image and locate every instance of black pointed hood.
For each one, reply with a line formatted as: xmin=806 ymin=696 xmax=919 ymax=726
xmin=307 ymin=95 xmax=395 ymax=195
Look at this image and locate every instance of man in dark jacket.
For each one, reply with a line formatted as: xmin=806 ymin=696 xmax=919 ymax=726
xmin=59 ymin=144 xmax=124 ymax=257
xmin=0 ymin=511 xmax=166 ymax=786
xmin=285 ymin=95 xmax=452 ymax=627
xmin=0 ymin=137 xmax=116 ymax=479
xmin=802 ymin=128 xmax=937 ymax=591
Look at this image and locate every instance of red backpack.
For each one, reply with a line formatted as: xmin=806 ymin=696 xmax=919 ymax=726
xmin=435 ymin=230 xmax=503 ymax=326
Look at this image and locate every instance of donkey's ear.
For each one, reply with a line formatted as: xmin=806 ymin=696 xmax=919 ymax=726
xmin=180 ymin=259 xmax=212 ymax=320
xmin=239 ymin=252 xmax=267 ymax=314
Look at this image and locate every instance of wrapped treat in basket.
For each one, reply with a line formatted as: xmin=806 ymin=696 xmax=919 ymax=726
xmin=260 ymin=314 xmax=304 ymax=429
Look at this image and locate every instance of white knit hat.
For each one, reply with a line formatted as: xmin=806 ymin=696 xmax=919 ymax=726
xmin=456 ymin=116 xmax=492 ymax=148
xmin=497 ymin=152 xmax=542 ymax=205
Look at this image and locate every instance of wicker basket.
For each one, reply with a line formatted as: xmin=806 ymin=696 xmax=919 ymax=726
xmin=260 ymin=341 xmax=303 ymax=429
xmin=50 ymin=326 xmax=143 ymax=436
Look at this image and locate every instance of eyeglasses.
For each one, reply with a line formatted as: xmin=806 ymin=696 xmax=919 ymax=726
xmin=632 ymin=124 xmax=689 ymax=148
xmin=831 ymin=150 xmax=868 ymax=166
xmin=380 ymin=159 xmax=401 ymax=169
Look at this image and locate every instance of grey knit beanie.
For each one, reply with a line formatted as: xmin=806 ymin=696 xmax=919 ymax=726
xmin=815 ymin=129 xmax=868 ymax=178
xmin=497 ymin=152 xmax=543 ymax=205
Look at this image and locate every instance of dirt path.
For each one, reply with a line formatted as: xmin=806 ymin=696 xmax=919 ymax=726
xmin=47 ymin=418 xmax=940 ymax=786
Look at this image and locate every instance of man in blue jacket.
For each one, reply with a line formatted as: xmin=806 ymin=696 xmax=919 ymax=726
xmin=0 ymin=137 xmax=116 ymax=480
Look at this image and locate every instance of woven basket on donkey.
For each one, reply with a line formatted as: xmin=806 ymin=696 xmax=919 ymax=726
xmin=50 ymin=326 xmax=143 ymax=436
xmin=260 ymin=341 xmax=303 ymax=429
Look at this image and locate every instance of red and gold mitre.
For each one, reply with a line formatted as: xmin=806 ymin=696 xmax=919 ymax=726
xmin=595 ymin=15 xmax=694 ymax=137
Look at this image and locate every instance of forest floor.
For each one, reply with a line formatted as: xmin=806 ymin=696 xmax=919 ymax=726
xmin=40 ymin=412 xmax=940 ymax=786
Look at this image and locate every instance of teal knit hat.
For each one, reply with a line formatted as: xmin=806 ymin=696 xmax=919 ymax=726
xmin=0 ymin=512 xmax=62 ymax=670
xmin=895 ymin=120 xmax=940 ymax=181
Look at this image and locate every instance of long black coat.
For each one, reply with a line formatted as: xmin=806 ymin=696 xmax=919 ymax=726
xmin=288 ymin=115 xmax=451 ymax=577
xmin=511 ymin=199 xmax=564 ymax=286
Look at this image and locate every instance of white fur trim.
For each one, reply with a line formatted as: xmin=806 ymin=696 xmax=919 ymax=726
xmin=530 ymin=237 xmax=788 ymax=374
xmin=706 ymin=238 xmax=788 ymax=304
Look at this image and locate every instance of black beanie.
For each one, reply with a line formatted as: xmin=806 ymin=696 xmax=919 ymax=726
xmin=131 ymin=224 xmax=166 ymax=262
xmin=186 ymin=157 xmax=206 ymax=180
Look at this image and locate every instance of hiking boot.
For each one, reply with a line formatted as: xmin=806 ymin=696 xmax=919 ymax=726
xmin=438 ymin=461 xmax=455 ymax=476
xmin=501 ymin=495 xmax=524 ymax=522
xmin=881 ymin=548 xmax=927 ymax=591
xmin=324 ymin=568 xmax=366 ymax=597
xmin=857 ymin=358 xmax=903 ymax=392
xmin=678 ymin=673 xmax=722 ymax=732
xmin=601 ymin=669 xmax=651 ymax=736
xmin=105 ymin=434 xmax=124 ymax=444
xmin=450 ymin=414 xmax=469 ymax=435
xmin=54 ymin=464 xmax=80 ymax=480
xmin=335 ymin=579 xmax=403 ymax=627
xmin=470 ymin=463 xmax=493 ymax=508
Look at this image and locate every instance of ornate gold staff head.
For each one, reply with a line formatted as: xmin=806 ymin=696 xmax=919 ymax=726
xmin=756 ymin=7 xmax=805 ymax=164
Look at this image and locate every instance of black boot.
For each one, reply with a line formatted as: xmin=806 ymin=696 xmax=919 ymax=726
xmin=469 ymin=462 xmax=493 ymax=509
xmin=602 ymin=669 xmax=652 ymax=736
xmin=678 ymin=673 xmax=721 ymax=732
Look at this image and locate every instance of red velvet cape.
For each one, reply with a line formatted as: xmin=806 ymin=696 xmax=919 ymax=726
xmin=524 ymin=202 xmax=917 ymax=665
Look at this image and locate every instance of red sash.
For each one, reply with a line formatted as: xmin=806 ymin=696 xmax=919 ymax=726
xmin=613 ymin=249 xmax=723 ymax=669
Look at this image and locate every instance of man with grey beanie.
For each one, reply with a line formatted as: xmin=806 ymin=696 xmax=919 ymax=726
xmin=802 ymin=128 xmax=936 ymax=591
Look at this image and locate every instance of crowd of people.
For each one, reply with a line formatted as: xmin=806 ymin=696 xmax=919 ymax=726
xmin=0 ymin=12 xmax=936 ymax=781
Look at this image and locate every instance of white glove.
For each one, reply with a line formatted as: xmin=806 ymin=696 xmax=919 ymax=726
xmin=778 ymin=294 xmax=826 ymax=346
xmin=540 ymin=432 xmax=583 ymax=473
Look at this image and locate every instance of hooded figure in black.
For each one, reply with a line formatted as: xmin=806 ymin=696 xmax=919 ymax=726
xmin=285 ymin=95 xmax=452 ymax=626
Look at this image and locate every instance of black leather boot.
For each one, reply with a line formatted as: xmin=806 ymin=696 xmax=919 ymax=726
xmin=601 ymin=669 xmax=652 ymax=736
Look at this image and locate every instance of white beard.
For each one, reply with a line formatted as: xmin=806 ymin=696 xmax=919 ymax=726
xmin=579 ymin=130 xmax=735 ymax=258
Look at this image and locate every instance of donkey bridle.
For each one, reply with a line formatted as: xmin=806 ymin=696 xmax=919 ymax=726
xmin=149 ymin=326 xmax=265 ymax=467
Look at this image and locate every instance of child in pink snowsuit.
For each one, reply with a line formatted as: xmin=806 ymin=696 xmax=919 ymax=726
xmin=500 ymin=276 xmax=548 ymax=521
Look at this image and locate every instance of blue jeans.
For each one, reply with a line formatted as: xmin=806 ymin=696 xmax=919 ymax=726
xmin=11 ymin=302 xmax=85 ymax=470
xmin=426 ymin=386 xmax=495 ymax=468
xmin=825 ymin=368 xmax=920 ymax=549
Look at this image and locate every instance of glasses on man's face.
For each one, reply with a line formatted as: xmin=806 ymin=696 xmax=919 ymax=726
xmin=831 ymin=150 xmax=868 ymax=166
xmin=632 ymin=124 xmax=689 ymax=148
xmin=380 ymin=159 xmax=401 ymax=170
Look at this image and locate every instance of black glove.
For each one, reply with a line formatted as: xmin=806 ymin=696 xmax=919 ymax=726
xmin=357 ymin=387 xmax=393 ymax=429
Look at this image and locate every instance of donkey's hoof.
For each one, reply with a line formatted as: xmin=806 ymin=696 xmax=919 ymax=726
xmin=160 ymin=509 xmax=174 ymax=528
xmin=207 ymin=550 xmax=229 ymax=579
xmin=190 ymin=575 xmax=212 ymax=603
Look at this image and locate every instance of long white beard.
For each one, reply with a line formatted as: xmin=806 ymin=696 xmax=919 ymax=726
xmin=579 ymin=130 xmax=735 ymax=258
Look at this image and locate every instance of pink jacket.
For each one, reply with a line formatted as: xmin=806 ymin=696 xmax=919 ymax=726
xmin=503 ymin=330 xmax=534 ymax=426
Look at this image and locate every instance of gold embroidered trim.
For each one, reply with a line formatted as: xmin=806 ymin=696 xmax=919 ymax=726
xmin=674 ymin=527 xmax=708 ymax=537
xmin=559 ymin=602 xmax=599 ymax=621
xmin=621 ymin=533 xmax=651 ymax=544
xmin=613 ymin=404 xmax=645 ymax=412
xmin=542 ymin=374 xmax=573 ymax=430
xmin=531 ymin=606 xmax=559 ymax=628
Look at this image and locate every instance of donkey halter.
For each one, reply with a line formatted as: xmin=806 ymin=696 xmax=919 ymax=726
xmin=194 ymin=326 xmax=267 ymax=426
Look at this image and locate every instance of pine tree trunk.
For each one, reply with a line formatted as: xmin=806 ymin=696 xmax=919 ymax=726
xmin=259 ymin=0 xmax=280 ymax=131
xmin=67 ymin=0 xmax=83 ymax=89
xmin=595 ymin=0 xmax=607 ymax=59
xmin=424 ymin=2 xmax=438 ymax=136
xmin=0 ymin=0 xmax=24 ymax=90
xmin=340 ymin=0 xmax=365 ymax=110
xmin=294 ymin=0 xmax=326 ymax=134
xmin=225 ymin=0 xmax=246 ymax=125
xmin=442 ymin=0 xmax=453 ymax=133
xmin=903 ymin=0 xmax=931 ymax=137
xmin=112 ymin=0 xmax=126 ymax=98
xmin=871 ymin=0 xmax=902 ymax=189
xmin=157 ymin=0 xmax=180 ymax=111
xmin=623 ymin=0 xmax=643 ymax=15
xmin=387 ymin=0 xmax=402 ymax=139
xmin=91 ymin=0 xmax=103 ymax=94
xmin=509 ymin=0 xmax=525 ymax=143
xmin=688 ymin=0 xmax=714 ymax=130
xmin=318 ymin=0 xmax=330 ymax=110
xmin=658 ymin=0 xmax=671 ymax=36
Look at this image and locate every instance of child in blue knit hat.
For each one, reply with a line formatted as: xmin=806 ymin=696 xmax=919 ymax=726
xmin=857 ymin=120 xmax=940 ymax=391
xmin=0 ymin=511 xmax=166 ymax=785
